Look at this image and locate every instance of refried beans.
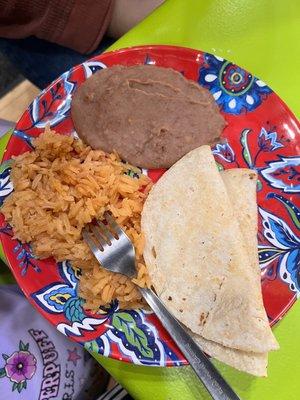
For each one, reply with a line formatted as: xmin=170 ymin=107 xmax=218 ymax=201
xmin=71 ymin=65 xmax=226 ymax=168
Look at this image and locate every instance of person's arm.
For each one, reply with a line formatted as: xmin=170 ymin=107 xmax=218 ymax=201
xmin=0 ymin=0 xmax=114 ymax=54
xmin=107 ymin=0 xmax=165 ymax=39
xmin=0 ymin=0 xmax=165 ymax=54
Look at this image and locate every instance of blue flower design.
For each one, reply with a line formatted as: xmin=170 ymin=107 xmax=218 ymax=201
xmin=0 ymin=163 xmax=13 ymax=205
xmin=25 ymin=70 xmax=75 ymax=130
xmin=212 ymin=142 xmax=235 ymax=163
xmin=260 ymin=156 xmax=300 ymax=193
xmin=144 ymin=54 xmax=155 ymax=65
xmin=199 ymin=54 xmax=272 ymax=114
xmin=31 ymin=261 xmax=110 ymax=337
xmin=258 ymin=194 xmax=300 ymax=294
xmin=13 ymin=242 xmax=41 ymax=275
xmin=0 ymin=224 xmax=41 ymax=275
xmin=258 ymin=128 xmax=283 ymax=152
xmin=32 ymin=261 xmax=80 ymax=315
xmin=82 ymin=61 xmax=107 ymax=78
xmin=13 ymin=131 xmax=34 ymax=149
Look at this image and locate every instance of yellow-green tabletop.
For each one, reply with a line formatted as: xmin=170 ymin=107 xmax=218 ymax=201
xmin=1 ymin=1 xmax=299 ymax=399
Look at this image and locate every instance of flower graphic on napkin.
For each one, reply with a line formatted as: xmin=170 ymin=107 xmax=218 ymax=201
xmin=0 ymin=341 xmax=37 ymax=393
xmin=5 ymin=352 xmax=36 ymax=383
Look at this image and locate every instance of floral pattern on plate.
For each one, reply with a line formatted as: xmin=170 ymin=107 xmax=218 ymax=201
xmin=199 ymin=53 xmax=272 ymax=114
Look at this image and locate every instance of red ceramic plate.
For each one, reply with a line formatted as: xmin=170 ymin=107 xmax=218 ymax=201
xmin=0 ymin=46 xmax=299 ymax=367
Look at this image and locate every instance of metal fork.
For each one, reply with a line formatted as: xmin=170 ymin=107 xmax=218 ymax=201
xmin=83 ymin=212 xmax=240 ymax=400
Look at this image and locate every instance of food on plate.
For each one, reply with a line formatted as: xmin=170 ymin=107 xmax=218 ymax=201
xmin=71 ymin=65 xmax=226 ymax=169
xmin=221 ymin=169 xmax=261 ymax=278
xmin=141 ymin=146 xmax=279 ymax=355
xmin=191 ymin=169 xmax=271 ymax=376
xmin=2 ymin=129 xmax=152 ymax=310
xmin=192 ymin=332 xmax=268 ymax=377
xmin=2 ymin=127 xmax=279 ymax=375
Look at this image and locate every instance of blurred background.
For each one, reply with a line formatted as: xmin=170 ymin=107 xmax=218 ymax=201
xmin=0 ymin=56 xmax=38 ymax=122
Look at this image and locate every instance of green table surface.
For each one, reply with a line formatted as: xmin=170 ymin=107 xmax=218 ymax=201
xmin=1 ymin=1 xmax=300 ymax=399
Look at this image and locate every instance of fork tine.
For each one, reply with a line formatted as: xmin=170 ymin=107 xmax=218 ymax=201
xmin=90 ymin=224 xmax=108 ymax=247
xmin=82 ymin=227 xmax=104 ymax=257
xmin=104 ymin=212 xmax=123 ymax=238
xmin=95 ymin=220 xmax=114 ymax=243
xmin=82 ymin=217 xmax=137 ymax=279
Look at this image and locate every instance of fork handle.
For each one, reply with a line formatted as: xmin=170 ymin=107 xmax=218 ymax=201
xmin=139 ymin=288 xmax=240 ymax=400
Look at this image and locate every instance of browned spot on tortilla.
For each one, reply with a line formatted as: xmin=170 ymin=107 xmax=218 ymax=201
xmin=151 ymin=246 xmax=157 ymax=259
xmin=199 ymin=312 xmax=209 ymax=326
xmin=168 ymin=296 xmax=172 ymax=301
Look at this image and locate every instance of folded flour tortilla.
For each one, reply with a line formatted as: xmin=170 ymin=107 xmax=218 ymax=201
xmin=142 ymin=146 xmax=279 ymax=357
xmin=191 ymin=333 xmax=268 ymax=376
xmin=189 ymin=169 xmax=278 ymax=376
xmin=221 ymin=169 xmax=261 ymax=279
